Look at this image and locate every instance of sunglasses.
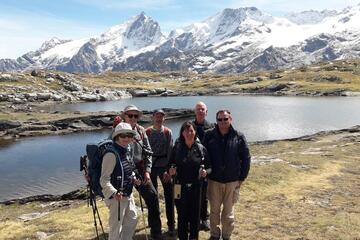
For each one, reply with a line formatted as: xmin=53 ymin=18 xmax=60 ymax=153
xmin=126 ymin=114 xmax=139 ymax=119
xmin=119 ymin=133 xmax=134 ymax=138
xmin=217 ymin=117 xmax=229 ymax=122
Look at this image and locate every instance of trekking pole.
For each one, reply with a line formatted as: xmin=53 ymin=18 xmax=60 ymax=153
xmin=117 ymin=176 xmax=123 ymax=222
xmin=94 ymin=198 xmax=105 ymax=238
xmin=89 ymin=189 xmax=100 ymax=240
xmin=196 ymin=164 xmax=205 ymax=240
xmin=80 ymin=155 xmax=105 ymax=239
xmin=170 ymin=164 xmax=177 ymax=232
xmin=139 ymin=191 xmax=149 ymax=240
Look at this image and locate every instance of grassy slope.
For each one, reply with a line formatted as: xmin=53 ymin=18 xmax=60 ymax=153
xmin=1 ymin=129 xmax=359 ymax=240
xmin=1 ymin=60 xmax=360 ymax=97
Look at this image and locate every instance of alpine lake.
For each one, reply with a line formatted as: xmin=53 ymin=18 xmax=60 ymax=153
xmin=1 ymin=95 xmax=360 ymax=202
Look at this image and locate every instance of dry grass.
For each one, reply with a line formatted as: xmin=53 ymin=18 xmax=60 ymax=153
xmin=1 ymin=128 xmax=359 ymax=239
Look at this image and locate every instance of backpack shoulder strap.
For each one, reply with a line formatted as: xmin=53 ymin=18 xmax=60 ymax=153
xmin=104 ymin=145 xmax=125 ymax=189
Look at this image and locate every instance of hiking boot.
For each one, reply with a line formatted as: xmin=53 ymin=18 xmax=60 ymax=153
xmin=199 ymin=219 xmax=210 ymax=231
xmin=166 ymin=226 xmax=176 ymax=237
xmin=209 ymin=236 xmax=220 ymax=240
xmin=150 ymin=234 xmax=165 ymax=240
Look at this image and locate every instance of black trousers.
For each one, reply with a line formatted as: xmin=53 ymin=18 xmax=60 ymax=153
xmin=201 ymin=180 xmax=209 ymax=221
xmin=150 ymin=167 xmax=175 ymax=229
xmin=175 ymin=183 xmax=201 ymax=240
xmin=137 ymin=181 xmax=162 ymax=236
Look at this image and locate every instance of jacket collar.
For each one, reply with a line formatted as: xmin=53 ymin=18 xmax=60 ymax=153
xmin=215 ymin=124 xmax=236 ymax=137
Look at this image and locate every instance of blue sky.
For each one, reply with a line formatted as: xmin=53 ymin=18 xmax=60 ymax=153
xmin=0 ymin=0 xmax=359 ymax=59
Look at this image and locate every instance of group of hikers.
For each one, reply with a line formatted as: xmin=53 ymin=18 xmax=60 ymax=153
xmin=96 ymin=102 xmax=251 ymax=240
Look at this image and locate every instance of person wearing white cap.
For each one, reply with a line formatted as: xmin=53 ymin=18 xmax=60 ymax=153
xmin=100 ymin=122 xmax=140 ymax=240
xmin=122 ymin=105 xmax=163 ymax=240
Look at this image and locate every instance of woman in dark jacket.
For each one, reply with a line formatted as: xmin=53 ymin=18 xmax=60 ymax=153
xmin=168 ymin=121 xmax=211 ymax=240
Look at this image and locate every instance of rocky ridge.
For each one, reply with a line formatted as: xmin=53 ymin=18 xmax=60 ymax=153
xmin=1 ymin=59 xmax=360 ymax=110
xmin=0 ymin=108 xmax=194 ymax=140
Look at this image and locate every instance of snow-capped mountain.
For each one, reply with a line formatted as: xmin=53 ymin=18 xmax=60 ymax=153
xmin=285 ymin=10 xmax=338 ymax=25
xmin=1 ymin=4 xmax=360 ymax=73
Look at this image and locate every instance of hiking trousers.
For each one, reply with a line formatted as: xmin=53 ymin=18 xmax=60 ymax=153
xmin=136 ymin=181 xmax=162 ymax=236
xmin=207 ymin=179 xmax=241 ymax=239
xmin=105 ymin=194 xmax=138 ymax=240
xmin=150 ymin=167 xmax=175 ymax=230
xmin=175 ymin=182 xmax=201 ymax=240
xmin=200 ymin=179 xmax=209 ymax=221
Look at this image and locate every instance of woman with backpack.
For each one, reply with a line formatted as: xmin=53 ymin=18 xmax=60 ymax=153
xmin=168 ymin=121 xmax=211 ymax=240
xmin=100 ymin=122 xmax=140 ymax=240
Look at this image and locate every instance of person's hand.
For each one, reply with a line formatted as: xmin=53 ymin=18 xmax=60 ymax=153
xmin=200 ymin=169 xmax=207 ymax=178
xmin=114 ymin=192 xmax=123 ymax=201
xmin=143 ymin=172 xmax=151 ymax=185
xmin=162 ymin=172 xmax=172 ymax=183
xmin=133 ymin=177 xmax=141 ymax=186
xmin=83 ymin=173 xmax=90 ymax=183
xmin=169 ymin=167 xmax=176 ymax=176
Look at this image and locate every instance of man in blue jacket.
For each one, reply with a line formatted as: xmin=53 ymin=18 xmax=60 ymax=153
xmin=203 ymin=110 xmax=251 ymax=240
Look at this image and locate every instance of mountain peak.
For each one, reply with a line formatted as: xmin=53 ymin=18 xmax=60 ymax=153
xmin=219 ymin=7 xmax=273 ymax=23
xmin=39 ymin=37 xmax=70 ymax=52
xmin=124 ymin=13 xmax=164 ymax=47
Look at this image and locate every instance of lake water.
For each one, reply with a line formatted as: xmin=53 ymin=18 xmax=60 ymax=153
xmin=1 ymin=95 xmax=360 ymax=201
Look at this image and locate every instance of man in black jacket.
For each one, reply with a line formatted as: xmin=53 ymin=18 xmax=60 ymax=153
xmin=192 ymin=102 xmax=214 ymax=231
xmin=203 ymin=110 xmax=251 ymax=240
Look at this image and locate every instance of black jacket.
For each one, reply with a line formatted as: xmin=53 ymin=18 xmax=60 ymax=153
xmin=192 ymin=119 xmax=214 ymax=143
xmin=203 ymin=125 xmax=251 ymax=183
xmin=169 ymin=139 xmax=211 ymax=184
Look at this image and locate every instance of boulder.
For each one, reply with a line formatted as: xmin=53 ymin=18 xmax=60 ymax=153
xmin=30 ymin=69 xmax=45 ymax=77
xmin=63 ymin=82 xmax=82 ymax=92
xmin=101 ymin=91 xmax=121 ymax=101
xmin=116 ymin=90 xmax=132 ymax=99
xmin=0 ymin=120 xmax=21 ymax=131
xmin=269 ymin=73 xmax=283 ymax=79
xmin=0 ymin=73 xmax=18 ymax=82
xmin=37 ymin=93 xmax=51 ymax=101
xmin=52 ymin=94 xmax=63 ymax=101
xmin=46 ymin=77 xmax=55 ymax=83
xmin=12 ymin=97 xmax=23 ymax=104
xmin=24 ymin=93 xmax=38 ymax=101
xmin=68 ymin=120 xmax=90 ymax=129
xmin=130 ymin=89 xmax=149 ymax=97
xmin=265 ymin=83 xmax=288 ymax=92
xmin=0 ymin=94 xmax=8 ymax=101
xmin=79 ymin=94 xmax=97 ymax=102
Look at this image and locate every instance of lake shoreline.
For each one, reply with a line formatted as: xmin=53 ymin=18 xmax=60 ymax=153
xmin=1 ymin=124 xmax=359 ymax=205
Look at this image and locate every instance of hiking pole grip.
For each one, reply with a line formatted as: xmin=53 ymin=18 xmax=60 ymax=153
xmin=198 ymin=164 xmax=205 ymax=179
xmin=196 ymin=164 xmax=205 ymax=239
xmin=117 ymin=189 xmax=124 ymax=222
xmin=117 ymin=176 xmax=123 ymax=222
